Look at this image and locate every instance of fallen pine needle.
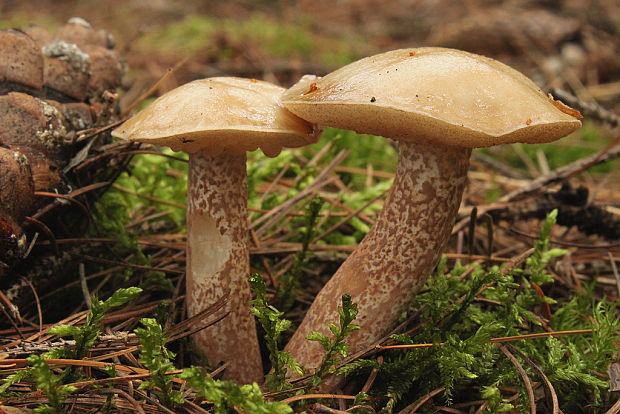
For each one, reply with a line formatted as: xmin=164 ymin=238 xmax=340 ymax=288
xmin=281 ymin=393 xmax=358 ymax=405
xmin=376 ymin=329 xmax=595 ymax=350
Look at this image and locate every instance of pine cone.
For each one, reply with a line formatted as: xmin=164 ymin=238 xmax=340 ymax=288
xmin=0 ymin=18 xmax=125 ymax=277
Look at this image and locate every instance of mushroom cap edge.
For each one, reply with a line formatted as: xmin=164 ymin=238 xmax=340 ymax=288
xmin=112 ymin=77 xmax=319 ymax=157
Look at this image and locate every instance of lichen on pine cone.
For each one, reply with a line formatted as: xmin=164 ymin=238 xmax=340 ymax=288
xmin=0 ymin=17 xmax=125 ymax=276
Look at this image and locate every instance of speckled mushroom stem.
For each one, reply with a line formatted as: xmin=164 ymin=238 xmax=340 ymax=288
xmin=284 ymin=140 xmax=471 ymax=383
xmin=187 ymin=150 xmax=263 ymax=384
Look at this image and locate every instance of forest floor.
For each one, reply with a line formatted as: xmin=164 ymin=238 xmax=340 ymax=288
xmin=0 ymin=1 xmax=619 ymax=413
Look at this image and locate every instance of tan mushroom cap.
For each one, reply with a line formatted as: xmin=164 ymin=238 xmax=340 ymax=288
xmin=112 ymin=77 xmax=318 ymax=157
xmin=282 ymin=48 xmax=582 ymax=148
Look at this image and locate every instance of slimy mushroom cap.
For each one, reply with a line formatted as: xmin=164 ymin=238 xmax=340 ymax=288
xmin=282 ymin=47 xmax=581 ymax=148
xmin=112 ymin=77 xmax=318 ymax=157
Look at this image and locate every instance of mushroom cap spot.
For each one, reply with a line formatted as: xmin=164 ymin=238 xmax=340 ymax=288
xmin=282 ymin=48 xmax=581 ymax=148
xmin=112 ymin=77 xmax=318 ymax=157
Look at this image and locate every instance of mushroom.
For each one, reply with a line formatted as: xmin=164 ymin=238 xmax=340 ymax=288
xmin=280 ymin=47 xmax=582 ymax=382
xmin=112 ymin=77 xmax=318 ymax=383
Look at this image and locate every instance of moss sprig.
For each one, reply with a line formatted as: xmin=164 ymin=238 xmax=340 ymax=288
xmin=337 ymin=210 xmax=618 ymax=413
xmin=307 ymin=293 xmax=360 ymax=388
xmin=134 ymin=318 xmax=184 ymax=408
xmin=275 ymin=196 xmax=324 ymax=311
xmin=249 ymin=273 xmax=303 ymax=392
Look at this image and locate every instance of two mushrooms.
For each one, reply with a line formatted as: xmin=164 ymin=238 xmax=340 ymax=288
xmin=113 ymin=48 xmax=581 ymax=385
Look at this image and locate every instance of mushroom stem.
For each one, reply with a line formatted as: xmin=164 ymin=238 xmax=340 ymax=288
xmin=187 ymin=150 xmax=263 ymax=384
xmin=284 ymin=140 xmax=471 ymax=381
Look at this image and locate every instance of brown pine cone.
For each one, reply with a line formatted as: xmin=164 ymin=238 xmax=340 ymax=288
xmin=55 ymin=17 xmax=115 ymax=50
xmin=0 ymin=92 xmax=70 ymax=163
xmin=0 ymin=146 xmax=34 ymax=272
xmin=0 ymin=17 xmax=125 ymax=275
xmin=0 ymin=28 xmax=43 ymax=95
xmin=42 ymin=40 xmax=92 ymax=102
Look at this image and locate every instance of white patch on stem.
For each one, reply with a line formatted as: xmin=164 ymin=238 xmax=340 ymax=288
xmin=189 ymin=213 xmax=232 ymax=289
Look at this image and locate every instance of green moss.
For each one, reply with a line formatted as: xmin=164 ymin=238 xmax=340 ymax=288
xmin=242 ymin=14 xmax=313 ymax=57
xmin=0 ymin=13 xmax=58 ymax=31
xmin=338 ymin=211 xmax=619 ymax=412
xmin=135 ymin=13 xmax=364 ymax=67
xmin=110 ymin=147 xmax=188 ymax=226
xmin=135 ymin=15 xmax=218 ymax=57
